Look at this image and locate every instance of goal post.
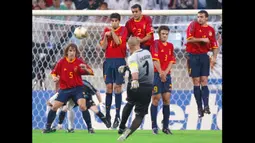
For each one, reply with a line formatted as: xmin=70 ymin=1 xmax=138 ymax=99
xmin=33 ymin=9 xmax=222 ymax=16
xmin=32 ymin=10 xmax=222 ymax=130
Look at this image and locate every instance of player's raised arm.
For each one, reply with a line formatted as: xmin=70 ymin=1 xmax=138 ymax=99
xmin=100 ymin=28 xmax=110 ymax=49
xmin=79 ymin=62 xmax=94 ymax=75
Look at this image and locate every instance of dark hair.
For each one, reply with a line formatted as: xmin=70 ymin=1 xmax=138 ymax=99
xmin=158 ymin=25 xmax=170 ymax=34
xmin=198 ymin=10 xmax=209 ymax=17
xmin=37 ymin=0 xmax=46 ymax=3
xmin=131 ymin=4 xmax=142 ymax=11
xmin=101 ymin=2 xmax=108 ymax=7
xmin=110 ymin=13 xmax=121 ymax=21
xmin=64 ymin=43 xmax=80 ymax=57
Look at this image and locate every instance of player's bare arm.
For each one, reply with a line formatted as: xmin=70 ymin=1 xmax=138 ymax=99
xmin=95 ymin=91 xmax=103 ymax=103
xmin=210 ymin=46 xmax=218 ymax=70
xmin=101 ymin=32 xmax=110 ymax=49
xmin=52 ymin=75 xmax=60 ymax=82
xmin=210 ymin=28 xmax=219 ymax=69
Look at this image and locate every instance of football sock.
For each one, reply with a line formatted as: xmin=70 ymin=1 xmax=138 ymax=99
xmin=96 ymin=111 xmax=105 ymax=121
xmin=46 ymin=110 xmax=57 ymax=129
xmin=67 ymin=110 xmax=75 ymax=129
xmin=119 ymin=102 xmax=134 ymax=129
xmin=201 ymin=86 xmax=209 ymax=107
xmin=150 ymin=104 xmax=158 ymax=129
xmin=194 ymin=86 xmax=203 ymax=109
xmin=105 ymin=93 xmax=112 ymax=117
xmin=115 ymin=93 xmax=122 ymax=118
xmin=58 ymin=111 xmax=66 ymax=124
xmin=82 ymin=110 xmax=92 ymax=129
xmin=163 ymin=105 xmax=170 ymax=129
xmin=127 ymin=114 xmax=144 ymax=138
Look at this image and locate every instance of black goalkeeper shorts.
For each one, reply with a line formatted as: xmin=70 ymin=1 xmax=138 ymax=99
xmin=126 ymin=83 xmax=153 ymax=116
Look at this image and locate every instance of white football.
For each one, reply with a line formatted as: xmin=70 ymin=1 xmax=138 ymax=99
xmin=74 ymin=27 xmax=88 ymax=39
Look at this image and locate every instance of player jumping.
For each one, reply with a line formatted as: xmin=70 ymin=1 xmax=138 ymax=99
xmin=150 ymin=26 xmax=176 ymax=135
xmin=117 ymin=37 xmax=154 ymax=142
xmin=46 ymin=80 xmax=111 ymax=133
xmin=42 ymin=43 xmax=94 ymax=133
xmin=186 ymin=10 xmax=218 ymax=118
xmin=100 ymin=13 xmax=128 ymax=128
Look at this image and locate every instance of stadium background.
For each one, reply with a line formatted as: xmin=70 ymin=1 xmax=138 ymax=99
xmin=32 ymin=12 xmax=222 ymax=131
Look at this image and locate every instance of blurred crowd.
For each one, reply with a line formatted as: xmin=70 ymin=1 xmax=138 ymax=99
xmin=32 ymin=0 xmax=222 ymax=11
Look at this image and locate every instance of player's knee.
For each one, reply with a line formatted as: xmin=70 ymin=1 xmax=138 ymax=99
xmin=192 ymin=78 xmax=200 ymax=86
xmin=52 ymin=102 xmax=63 ymax=111
xmin=201 ymin=78 xmax=208 ymax=86
xmin=163 ymin=99 xmax=170 ymax=105
xmin=152 ymin=98 xmax=160 ymax=106
xmin=46 ymin=101 xmax=52 ymax=107
xmin=106 ymin=84 xmax=113 ymax=93
xmin=51 ymin=106 xmax=59 ymax=111
xmin=114 ymin=84 xmax=122 ymax=93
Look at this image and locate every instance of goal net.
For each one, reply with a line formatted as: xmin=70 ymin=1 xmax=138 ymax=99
xmin=32 ymin=10 xmax=222 ymax=130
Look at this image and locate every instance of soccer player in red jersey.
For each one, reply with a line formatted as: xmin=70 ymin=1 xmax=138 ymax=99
xmin=42 ymin=43 xmax=94 ymax=133
xmin=150 ymin=26 xmax=175 ymax=135
xmin=186 ymin=10 xmax=218 ymax=118
xmin=100 ymin=13 xmax=128 ymax=128
xmin=125 ymin=4 xmax=154 ymax=51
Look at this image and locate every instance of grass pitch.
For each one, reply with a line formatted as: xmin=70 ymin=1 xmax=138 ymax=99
xmin=33 ymin=129 xmax=221 ymax=143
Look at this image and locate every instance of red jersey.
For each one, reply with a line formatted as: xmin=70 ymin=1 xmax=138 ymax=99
xmin=51 ymin=57 xmax=94 ymax=90
xmin=125 ymin=15 xmax=154 ymax=47
xmin=100 ymin=26 xmax=128 ymax=58
xmin=150 ymin=40 xmax=176 ymax=74
xmin=186 ymin=21 xmax=218 ymax=54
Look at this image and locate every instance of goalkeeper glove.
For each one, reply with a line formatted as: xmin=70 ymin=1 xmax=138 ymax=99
xmin=118 ymin=65 xmax=126 ymax=74
xmin=131 ymin=80 xmax=139 ymax=90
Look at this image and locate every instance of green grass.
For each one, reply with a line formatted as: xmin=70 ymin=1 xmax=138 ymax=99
xmin=33 ymin=130 xmax=222 ymax=143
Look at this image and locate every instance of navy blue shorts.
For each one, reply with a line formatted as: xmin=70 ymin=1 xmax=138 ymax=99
xmin=153 ymin=72 xmax=172 ymax=95
xmin=140 ymin=45 xmax=150 ymax=51
xmin=56 ymin=86 xmax=85 ymax=104
xmin=103 ymin=58 xmax=126 ymax=85
xmin=188 ymin=53 xmax=210 ymax=78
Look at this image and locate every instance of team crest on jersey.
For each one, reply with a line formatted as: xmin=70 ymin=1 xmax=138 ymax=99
xmin=169 ymin=50 xmax=171 ymax=55
xmin=74 ymin=66 xmax=77 ymax=72
xmin=209 ymin=31 xmax=212 ymax=36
